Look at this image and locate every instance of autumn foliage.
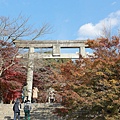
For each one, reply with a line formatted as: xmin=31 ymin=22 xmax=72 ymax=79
xmin=0 ymin=40 xmax=26 ymax=103
xmin=53 ymin=36 xmax=120 ymax=120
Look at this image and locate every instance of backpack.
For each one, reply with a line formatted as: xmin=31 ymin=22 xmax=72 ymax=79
xmin=24 ymin=102 xmax=31 ymax=112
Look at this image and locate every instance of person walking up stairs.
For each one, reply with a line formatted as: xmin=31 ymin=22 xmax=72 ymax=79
xmin=24 ymin=97 xmax=32 ymax=120
xmin=13 ymin=98 xmax=21 ymax=120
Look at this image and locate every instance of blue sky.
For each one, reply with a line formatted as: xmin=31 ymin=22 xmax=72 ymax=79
xmin=0 ymin=0 xmax=120 ymax=41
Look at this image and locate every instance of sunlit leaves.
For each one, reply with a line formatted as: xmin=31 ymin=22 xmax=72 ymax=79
xmin=55 ymin=36 xmax=120 ymax=119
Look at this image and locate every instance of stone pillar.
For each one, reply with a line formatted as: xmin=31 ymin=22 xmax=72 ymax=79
xmin=79 ymin=46 xmax=86 ymax=58
xmin=53 ymin=44 xmax=60 ymax=56
xmin=27 ymin=47 xmax=34 ymax=102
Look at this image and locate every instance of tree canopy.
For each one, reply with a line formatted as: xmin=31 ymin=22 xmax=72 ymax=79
xmin=53 ymin=36 xmax=120 ymax=120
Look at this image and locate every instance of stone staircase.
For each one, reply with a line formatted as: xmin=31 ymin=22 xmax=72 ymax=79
xmin=0 ymin=103 xmax=65 ymax=120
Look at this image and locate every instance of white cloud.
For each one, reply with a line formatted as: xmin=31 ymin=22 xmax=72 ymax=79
xmin=77 ymin=10 xmax=120 ymax=39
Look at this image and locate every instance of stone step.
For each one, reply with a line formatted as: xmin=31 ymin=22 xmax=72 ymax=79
xmin=0 ymin=103 xmax=65 ymax=120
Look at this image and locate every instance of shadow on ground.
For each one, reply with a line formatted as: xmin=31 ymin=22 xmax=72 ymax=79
xmin=4 ymin=116 xmax=24 ymax=120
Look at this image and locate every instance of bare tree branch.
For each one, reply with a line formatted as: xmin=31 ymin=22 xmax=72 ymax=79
xmin=32 ymin=23 xmax=52 ymax=40
xmin=0 ymin=15 xmax=52 ymax=77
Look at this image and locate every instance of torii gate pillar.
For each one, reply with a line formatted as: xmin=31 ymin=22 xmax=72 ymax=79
xmin=80 ymin=46 xmax=86 ymax=58
xmin=27 ymin=47 xmax=34 ymax=102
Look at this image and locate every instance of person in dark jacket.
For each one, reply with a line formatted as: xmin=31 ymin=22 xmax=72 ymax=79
xmin=13 ymin=98 xmax=21 ymax=120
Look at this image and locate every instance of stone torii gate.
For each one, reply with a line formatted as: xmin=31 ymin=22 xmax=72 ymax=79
xmin=13 ymin=40 xmax=88 ymax=102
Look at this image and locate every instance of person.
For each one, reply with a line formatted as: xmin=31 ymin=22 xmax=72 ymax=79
xmin=47 ymin=87 xmax=56 ymax=103
xmin=24 ymin=97 xmax=32 ymax=120
xmin=32 ymin=86 xmax=39 ymax=103
xmin=22 ymin=83 xmax=29 ymax=102
xmin=49 ymin=91 xmax=55 ymax=103
xmin=13 ymin=98 xmax=21 ymax=120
